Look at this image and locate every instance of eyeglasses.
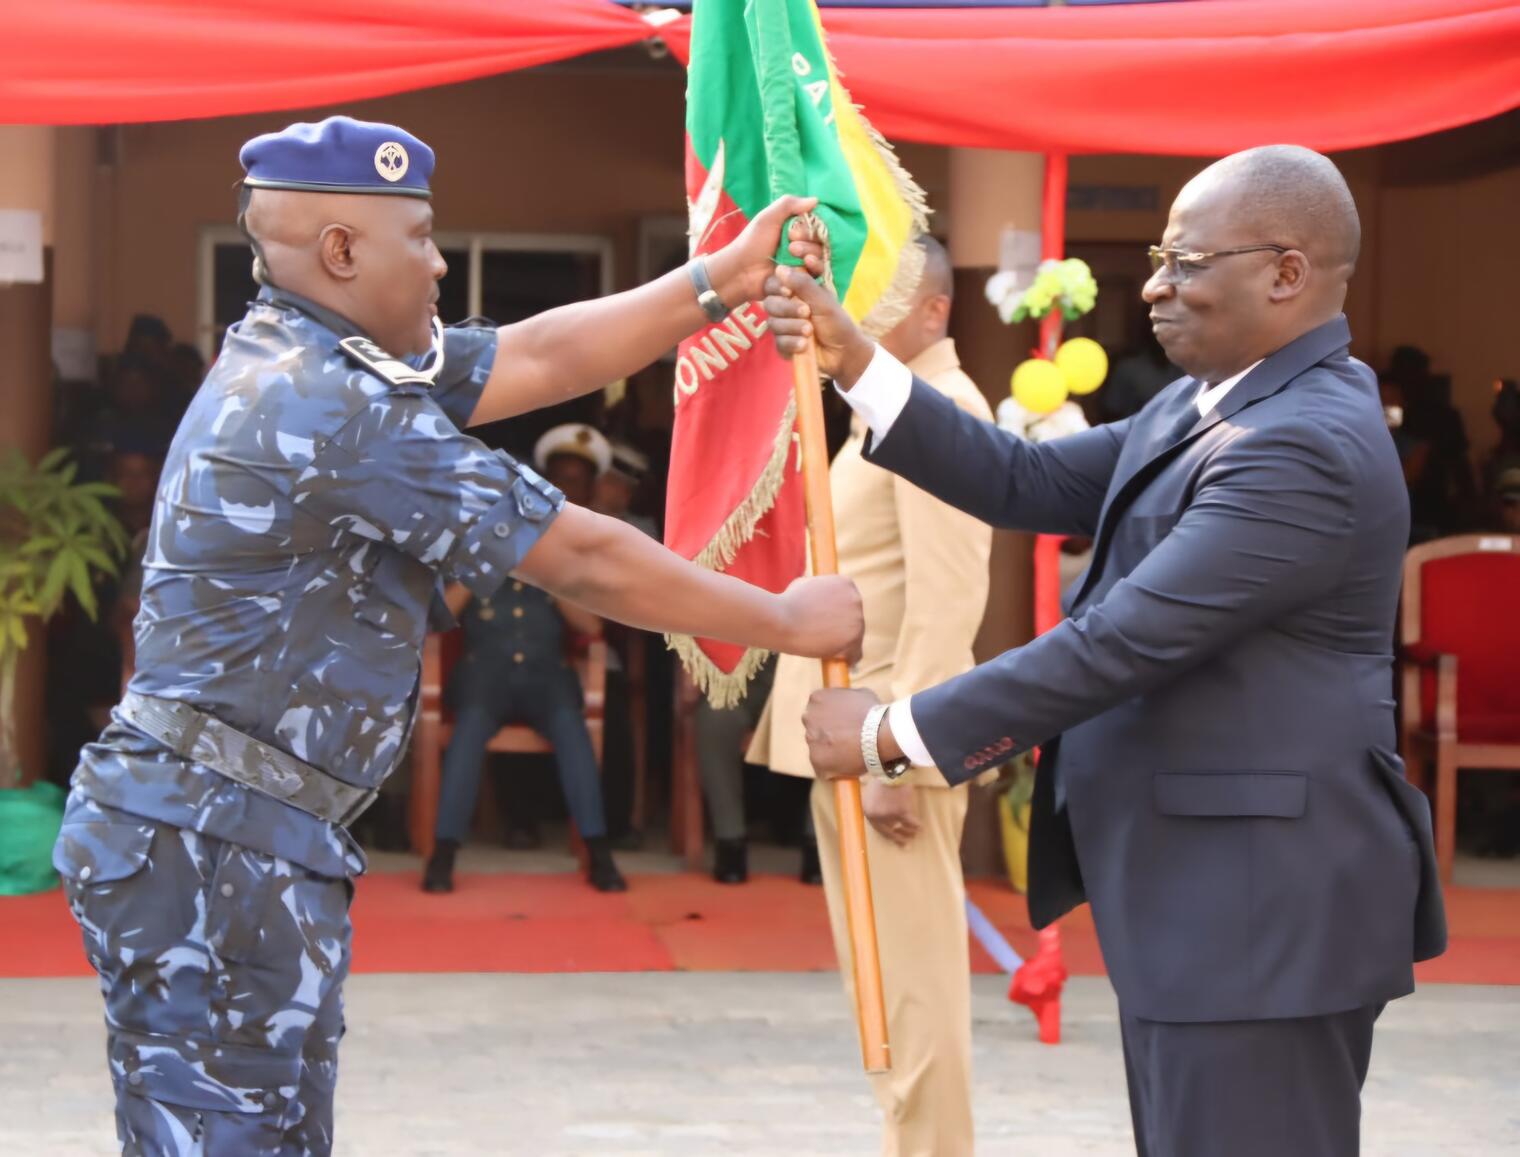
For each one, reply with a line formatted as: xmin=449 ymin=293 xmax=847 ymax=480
xmin=1147 ymin=244 xmax=1290 ymax=281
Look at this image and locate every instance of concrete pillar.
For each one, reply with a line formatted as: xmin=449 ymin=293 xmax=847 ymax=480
xmin=51 ymin=128 xmax=98 ymax=344
xmin=0 ymin=127 xmax=57 ymax=785
xmin=945 ymin=148 xmax=1046 ymax=877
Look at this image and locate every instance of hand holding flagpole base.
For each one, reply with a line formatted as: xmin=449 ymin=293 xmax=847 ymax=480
xmin=791 ymin=338 xmax=892 ymax=1074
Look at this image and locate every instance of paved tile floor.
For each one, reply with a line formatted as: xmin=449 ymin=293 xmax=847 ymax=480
xmin=4 ymin=974 xmax=1516 ymax=1155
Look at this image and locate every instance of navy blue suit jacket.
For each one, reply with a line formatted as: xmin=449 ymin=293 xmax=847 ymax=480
xmin=866 ymin=316 xmax=1446 ymax=1022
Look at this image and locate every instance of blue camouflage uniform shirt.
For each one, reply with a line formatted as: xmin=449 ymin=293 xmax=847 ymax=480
xmin=66 ymin=287 xmax=564 ymax=878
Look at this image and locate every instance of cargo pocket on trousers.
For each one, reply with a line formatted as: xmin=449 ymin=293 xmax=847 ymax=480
xmin=53 ymin=820 xmax=156 ymax=973
xmin=53 ymin=819 xmax=156 ymax=888
xmin=111 ymin=1027 xmax=302 ymax=1117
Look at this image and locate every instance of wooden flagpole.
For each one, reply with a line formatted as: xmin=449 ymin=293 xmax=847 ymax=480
xmin=791 ymin=340 xmax=891 ymax=1074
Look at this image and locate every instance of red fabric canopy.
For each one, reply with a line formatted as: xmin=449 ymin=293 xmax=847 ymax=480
xmin=2 ymin=0 xmax=1517 ymax=154
xmin=0 ymin=0 xmax=642 ymax=125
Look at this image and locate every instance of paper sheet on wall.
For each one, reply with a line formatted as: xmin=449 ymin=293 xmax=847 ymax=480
xmin=0 ymin=211 xmax=44 ymax=284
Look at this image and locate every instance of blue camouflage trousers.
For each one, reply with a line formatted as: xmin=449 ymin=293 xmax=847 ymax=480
xmin=54 ymin=799 xmax=352 ymax=1156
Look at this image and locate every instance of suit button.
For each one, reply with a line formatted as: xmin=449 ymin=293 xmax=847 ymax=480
xmin=492 ymin=523 xmax=510 ymax=538
xmin=514 ymin=653 xmax=525 ymax=664
xmin=512 ymin=607 xmax=524 ymax=619
xmin=513 ymin=582 xmax=524 ymax=592
xmin=78 ymin=866 xmax=93 ymax=882
xmin=127 ymin=1072 xmax=144 ymax=1087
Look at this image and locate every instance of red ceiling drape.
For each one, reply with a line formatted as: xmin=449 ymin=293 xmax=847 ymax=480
xmin=2 ymin=0 xmax=1517 ymax=154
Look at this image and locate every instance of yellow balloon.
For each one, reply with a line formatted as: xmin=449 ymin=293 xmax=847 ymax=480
xmin=1054 ymin=337 xmax=1108 ymax=395
xmin=1010 ymin=358 xmax=1068 ymax=415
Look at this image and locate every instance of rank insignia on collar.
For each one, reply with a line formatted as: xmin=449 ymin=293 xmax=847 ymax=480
xmin=338 ymin=316 xmax=446 ymax=388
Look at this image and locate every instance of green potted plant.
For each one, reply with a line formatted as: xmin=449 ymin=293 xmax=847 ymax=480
xmin=0 ymin=447 xmax=126 ymax=894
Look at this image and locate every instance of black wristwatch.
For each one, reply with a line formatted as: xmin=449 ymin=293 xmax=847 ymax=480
xmin=688 ymin=256 xmax=731 ymax=323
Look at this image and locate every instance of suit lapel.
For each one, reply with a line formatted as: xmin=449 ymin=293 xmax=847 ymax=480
xmin=1069 ymin=315 xmax=1353 ymax=612
xmin=1177 ymin=315 xmax=1352 ymax=444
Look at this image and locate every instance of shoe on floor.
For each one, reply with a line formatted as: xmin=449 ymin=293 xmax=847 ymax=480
xmin=421 ymin=840 xmax=457 ymax=894
xmin=799 ymin=841 xmax=823 ymax=886
xmin=585 ymin=836 xmax=629 ymax=893
xmin=714 ymin=838 xmax=748 ymax=885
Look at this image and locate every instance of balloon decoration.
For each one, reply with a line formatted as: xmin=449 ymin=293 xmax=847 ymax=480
xmin=1009 ymin=338 xmax=1110 ymax=416
xmin=1010 ymin=357 xmax=1068 ymax=415
xmin=1053 ymin=337 xmax=1108 ymax=396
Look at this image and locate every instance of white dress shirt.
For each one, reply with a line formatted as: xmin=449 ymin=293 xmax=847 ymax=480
xmin=837 ymin=346 xmax=1262 ymax=768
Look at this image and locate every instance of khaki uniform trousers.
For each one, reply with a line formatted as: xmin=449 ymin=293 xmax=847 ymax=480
xmin=811 ymin=778 xmax=974 ymax=1157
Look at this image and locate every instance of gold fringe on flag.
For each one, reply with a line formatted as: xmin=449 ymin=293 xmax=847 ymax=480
xmin=666 ymin=398 xmax=798 ymax=707
xmin=669 ymin=52 xmax=928 ymax=708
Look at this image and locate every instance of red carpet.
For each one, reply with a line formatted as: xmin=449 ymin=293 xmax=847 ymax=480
xmin=7 ymin=872 xmax=1517 ymax=983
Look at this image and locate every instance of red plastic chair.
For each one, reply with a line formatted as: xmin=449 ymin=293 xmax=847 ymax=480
xmin=1399 ymin=533 xmax=1520 ymax=881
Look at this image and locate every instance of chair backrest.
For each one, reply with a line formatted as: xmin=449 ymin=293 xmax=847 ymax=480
xmin=1403 ymin=534 xmax=1520 ymax=728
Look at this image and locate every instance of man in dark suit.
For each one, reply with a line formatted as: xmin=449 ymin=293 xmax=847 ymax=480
xmin=769 ymin=146 xmax=1446 ymax=1157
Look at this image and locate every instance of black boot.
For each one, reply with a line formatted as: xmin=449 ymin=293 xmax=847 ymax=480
xmin=799 ymin=840 xmax=823 ymax=886
xmin=421 ymin=839 xmax=457 ymax=894
xmin=585 ymin=836 xmax=628 ymax=893
xmin=714 ymin=838 xmax=748 ymax=885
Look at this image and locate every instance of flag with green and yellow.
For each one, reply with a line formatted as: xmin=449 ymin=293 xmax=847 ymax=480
xmin=665 ymin=0 xmax=928 ymax=703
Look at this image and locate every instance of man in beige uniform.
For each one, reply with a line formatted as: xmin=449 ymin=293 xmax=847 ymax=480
xmin=750 ymin=237 xmax=992 ymax=1157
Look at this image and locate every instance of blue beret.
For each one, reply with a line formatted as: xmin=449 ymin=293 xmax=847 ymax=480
xmin=239 ymin=116 xmax=433 ymax=199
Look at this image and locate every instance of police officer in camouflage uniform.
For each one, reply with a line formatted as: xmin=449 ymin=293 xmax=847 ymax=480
xmin=53 ymin=116 xmax=858 ymax=1156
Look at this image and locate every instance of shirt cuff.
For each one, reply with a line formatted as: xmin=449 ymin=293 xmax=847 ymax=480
xmin=887 ymin=698 xmax=934 ymax=768
xmin=834 ymin=344 xmax=912 ymax=442
xmin=453 ymin=465 xmax=564 ymax=598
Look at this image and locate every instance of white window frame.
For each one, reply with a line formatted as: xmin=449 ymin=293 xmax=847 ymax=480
xmin=198 ymin=227 xmax=615 ymax=361
xmin=197 ymin=224 xmax=254 ymax=362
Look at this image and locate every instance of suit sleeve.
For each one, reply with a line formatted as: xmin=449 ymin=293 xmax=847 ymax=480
xmin=910 ymin=418 xmax=1357 ymax=784
xmin=865 ymin=377 xmax=1129 ymax=537
xmin=888 ymin=409 xmax=994 ymax=705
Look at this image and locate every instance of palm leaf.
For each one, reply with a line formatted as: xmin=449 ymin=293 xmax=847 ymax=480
xmin=35 ymin=447 xmax=71 ymax=474
xmin=65 ymin=551 xmax=98 ymax=620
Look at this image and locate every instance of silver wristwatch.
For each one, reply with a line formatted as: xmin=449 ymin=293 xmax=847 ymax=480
xmin=862 ymin=703 xmax=912 ymax=784
xmin=688 ymin=255 xmax=731 ymax=323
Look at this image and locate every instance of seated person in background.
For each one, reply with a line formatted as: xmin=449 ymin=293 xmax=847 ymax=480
xmin=1387 ymin=346 xmax=1477 ymax=539
xmin=1482 ymin=378 xmax=1520 ymax=504
xmin=122 ymin=313 xmax=174 ymax=380
xmin=78 ymin=356 xmax=178 ymax=477
xmin=422 ymin=425 xmax=626 ymax=894
xmin=1490 ymin=466 xmax=1520 ymax=536
xmin=1379 ymin=377 xmax=1430 ymax=484
xmin=166 ymin=341 xmax=208 ymax=416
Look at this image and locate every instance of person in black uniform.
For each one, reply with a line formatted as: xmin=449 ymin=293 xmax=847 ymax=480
xmin=424 ymin=425 xmax=625 ymax=892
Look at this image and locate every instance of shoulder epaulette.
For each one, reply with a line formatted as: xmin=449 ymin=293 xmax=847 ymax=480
xmin=338 ymin=335 xmax=436 ymax=388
